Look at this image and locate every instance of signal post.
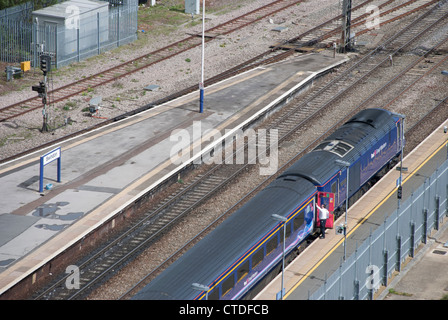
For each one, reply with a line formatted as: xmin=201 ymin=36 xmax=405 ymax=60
xmin=32 ymin=55 xmax=51 ymax=132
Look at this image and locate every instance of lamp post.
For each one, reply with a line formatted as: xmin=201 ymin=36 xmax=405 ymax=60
xmin=192 ymin=282 xmax=210 ymax=300
xmin=272 ymin=214 xmax=287 ymax=300
xmin=199 ymin=0 xmax=205 ymax=113
xmin=335 ymin=159 xmax=350 ymax=261
xmin=391 ymin=112 xmax=405 ymax=208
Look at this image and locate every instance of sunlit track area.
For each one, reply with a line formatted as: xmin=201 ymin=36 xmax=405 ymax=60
xmin=0 ymin=0 xmax=447 ymax=303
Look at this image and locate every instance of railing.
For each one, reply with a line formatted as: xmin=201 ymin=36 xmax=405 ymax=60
xmin=0 ymin=0 xmax=137 ymax=68
xmin=310 ymin=157 xmax=448 ymax=300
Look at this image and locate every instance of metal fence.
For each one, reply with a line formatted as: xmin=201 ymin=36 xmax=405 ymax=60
xmin=0 ymin=18 xmax=34 ymax=63
xmin=0 ymin=1 xmax=34 ymax=21
xmin=1 ymin=0 xmax=137 ymax=68
xmin=50 ymin=1 xmax=138 ymax=68
xmin=310 ymin=158 xmax=448 ymax=300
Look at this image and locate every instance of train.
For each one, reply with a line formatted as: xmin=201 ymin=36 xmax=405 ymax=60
xmin=132 ymin=108 xmax=405 ymax=300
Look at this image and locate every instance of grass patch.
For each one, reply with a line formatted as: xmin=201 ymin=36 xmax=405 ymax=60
xmin=388 ymin=288 xmax=413 ymax=297
xmin=63 ymin=101 xmax=77 ymax=111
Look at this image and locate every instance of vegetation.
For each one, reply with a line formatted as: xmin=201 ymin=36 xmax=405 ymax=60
xmin=388 ymin=288 xmax=413 ymax=297
xmin=0 ymin=0 xmax=58 ymax=11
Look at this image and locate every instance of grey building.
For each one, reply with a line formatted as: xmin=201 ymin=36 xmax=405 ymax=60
xmin=32 ymin=0 xmax=109 ymax=58
xmin=29 ymin=0 xmax=137 ymax=68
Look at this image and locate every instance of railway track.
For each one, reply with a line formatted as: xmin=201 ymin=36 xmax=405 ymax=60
xmin=0 ymin=0 xmax=302 ymax=123
xmin=274 ymin=0 xmax=441 ymax=49
xmin=0 ymin=0 xmax=438 ymax=124
xmin=30 ymin=0 xmax=448 ymax=300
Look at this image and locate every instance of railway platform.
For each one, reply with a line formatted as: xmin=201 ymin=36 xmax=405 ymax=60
xmin=0 ymin=52 xmax=348 ymax=298
xmin=255 ymin=117 xmax=448 ymax=300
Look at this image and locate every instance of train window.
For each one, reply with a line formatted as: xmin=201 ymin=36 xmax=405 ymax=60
xmin=222 ymin=274 xmax=235 ymax=297
xmin=286 ymin=222 xmax=291 ymax=238
xmin=252 ymin=247 xmax=264 ymax=268
xmin=293 ymin=213 xmax=304 ymax=230
xmin=331 ymin=181 xmax=337 ymax=195
xmin=237 ymin=260 xmax=250 ymax=283
xmin=280 ymin=222 xmax=291 ymax=243
xmin=208 ymin=287 xmax=220 ymax=300
xmin=341 ymin=178 xmax=347 ymax=188
xmin=315 ymin=142 xmax=328 ymax=151
xmin=266 ymin=235 xmax=278 ymax=256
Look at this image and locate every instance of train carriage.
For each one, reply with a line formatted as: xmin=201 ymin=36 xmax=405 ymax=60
xmin=133 ymin=108 xmax=404 ymax=300
xmin=133 ymin=176 xmax=317 ymax=300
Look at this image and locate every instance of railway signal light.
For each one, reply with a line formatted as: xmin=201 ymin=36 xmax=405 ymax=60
xmin=397 ymin=186 xmax=402 ymax=200
xmin=32 ymin=81 xmax=46 ymax=98
xmin=40 ymin=55 xmax=51 ymax=74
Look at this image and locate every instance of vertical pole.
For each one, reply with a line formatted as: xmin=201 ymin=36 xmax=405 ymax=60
xmin=42 ymin=71 xmax=49 ymax=132
xmin=20 ymin=20 xmax=23 ymax=62
xmin=77 ymin=28 xmax=80 ymax=62
xmin=340 ymin=0 xmax=352 ymax=52
xmin=34 ymin=20 xmax=37 ymax=70
xmin=435 ymin=166 xmax=439 ymax=229
xmin=281 ymin=222 xmax=285 ymax=299
xmin=55 ymin=26 xmax=58 ymax=69
xmin=338 ymin=258 xmax=343 ymax=300
xmin=344 ymin=166 xmax=349 ymax=261
xmin=398 ymin=117 xmax=404 ymax=208
xmin=446 ymin=183 xmax=448 ymax=218
xmin=354 ymin=242 xmax=358 ymax=299
xmin=57 ymin=154 xmax=61 ymax=183
xmin=117 ymin=5 xmax=120 ymax=47
xmin=446 ymin=182 xmax=448 ymax=218
xmin=367 ymin=230 xmax=373 ymax=300
xmin=199 ymin=0 xmax=205 ymax=113
xmin=435 ymin=196 xmax=440 ymax=231
xmin=382 ymin=218 xmax=388 ymax=286
xmin=396 ymin=235 xmax=401 ymax=272
xmin=341 ymin=0 xmax=347 ymax=53
xmin=39 ymin=156 xmax=44 ymax=193
xmin=410 ymin=222 xmax=415 ymax=258
xmin=422 ymin=208 xmax=428 ymax=244
xmin=97 ymin=12 xmax=100 ymax=55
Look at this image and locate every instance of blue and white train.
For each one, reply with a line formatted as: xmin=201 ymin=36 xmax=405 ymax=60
xmin=133 ymin=108 xmax=404 ymax=300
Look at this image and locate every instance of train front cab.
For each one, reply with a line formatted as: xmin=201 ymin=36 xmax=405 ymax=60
xmin=316 ymin=113 xmax=404 ymax=216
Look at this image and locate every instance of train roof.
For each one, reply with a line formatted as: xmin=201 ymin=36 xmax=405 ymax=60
xmin=280 ymin=108 xmax=399 ymax=185
xmin=133 ymin=176 xmax=316 ymax=300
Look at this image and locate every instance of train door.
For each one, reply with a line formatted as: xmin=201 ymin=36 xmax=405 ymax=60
xmin=315 ymin=192 xmax=335 ymax=229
